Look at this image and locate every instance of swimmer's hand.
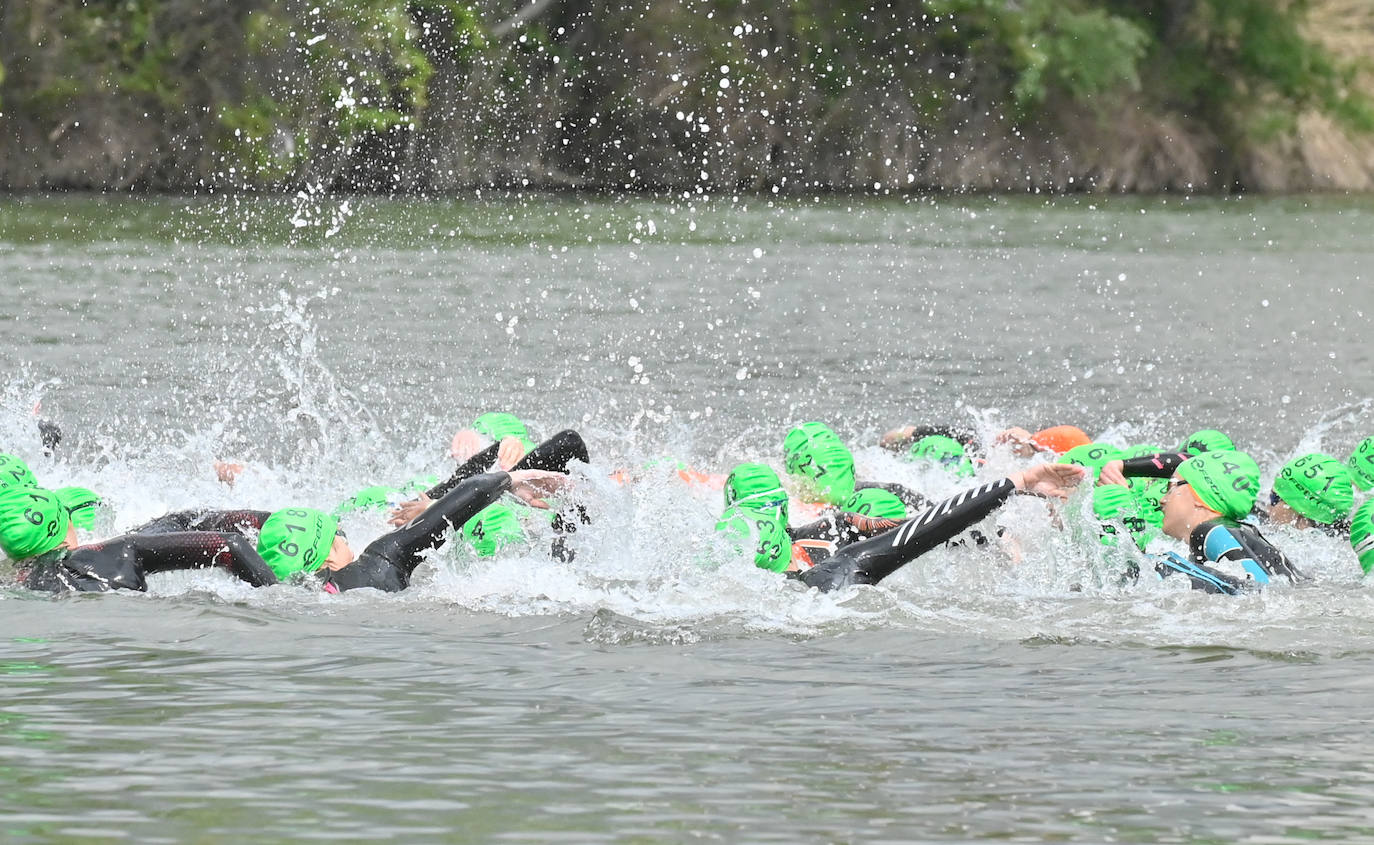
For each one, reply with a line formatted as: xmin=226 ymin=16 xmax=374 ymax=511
xmin=994 ymin=427 xmax=1036 ymax=458
xmin=509 ymin=469 xmax=572 ymax=509
xmin=497 ymin=436 xmax=527 ymax=471
xmin=879 ymin=425 xmax=917 ymax=450
xmin=387 ymin=493 xmax=432 ymax=526
xmin=1097 ymin=459 xmax=1128 ymax=487
xmin=450 ymin=428 xmax=483 ymax=462
xmin=215 ymin=460 xmax=245 ymax=486
xmin=1009 ymin=463 xmax=1087 ymax=500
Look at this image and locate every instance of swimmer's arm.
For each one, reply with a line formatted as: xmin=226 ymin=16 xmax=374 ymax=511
xmin=128 ymin=532 xmax=278 ymax=587
xmin=835 ymin=464 xmax=1085 ymax=585
xmin=1100 ymin=452 xmax=1189 ymax=485
xmin=842 ymin=479 xmax=1018 ymax=584
xmin=424 ymin=442 xmax=502 ymax=500
xmin=189 ymin=510 xmax=272 ymax=535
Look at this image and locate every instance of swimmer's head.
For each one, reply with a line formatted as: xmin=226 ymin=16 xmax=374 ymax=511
xmin=0 ymin=486 xmax=71 ymax=561
xmin=907 ymin=435 xmax=974 ymax=478
xmin=1179 ymin=429 xmax=1235 ymax=456
xmin=257 ymin=508 xmax=339 ymax=580
xmin=1272 ymin=453 xmax=1355 ymax=525
xmin=1347 ymin=437 xmax=1374 ymax=492
xmin=462 ymin=502 xmax=527 ymax=557
xmin=723 ymin=463 xmax=788 ymax=516
xmin=791 ymin=440 xmax=857 ymax=505
xmin=53 ymin=486 xmax=104 ymax=531
xmin=1350 ymin=499 xmax=1374 ymax=574
xmin=1174 ymin=450 xmax=1260 ymax=520
xmin=842 ymin=488 xmax=908 ymax=520
xmin=0 ymin=454 xmax=37 ymax=492
xmin=1029 ymin=426 xmax=1091 ymax=455
xmin=471 ymin=413 xmax=535 ymax=450
xmin=1058 ymin=443 xmax=1125 ymax=479
xmin=716 ymin=504 xmax=791 ymax=572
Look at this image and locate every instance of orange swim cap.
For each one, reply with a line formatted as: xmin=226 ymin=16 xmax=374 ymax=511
xmin=1030 ymin=425 xmax=1092 ymax=455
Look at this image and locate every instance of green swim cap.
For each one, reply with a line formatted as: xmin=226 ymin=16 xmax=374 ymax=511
xmin=462 ymin=502 xmax=527 ymax=557
xmin=333 ymin=484 xmax=401 ymax=516
xmin=789 ymin=440 xmax=856 ymax=505
xmin=1175 ymin=451 xmax=1260 ymax=520
xmin=257 ymin=508 xmax=338 ymax=580
xmin=723 ymin=463 xmax=788 ymax=515
xmin=1273 ymin=452 xmax=1355 ymax=525
xmin=0 ymin=486 xmax=69 ymax=560
xmin=1092 ymin=484 xmax=1156 ymax=550
xmin=842 ymin=488 xmax=908 ymax=520
xmin=716 ymin=504 xmax=791 ymax=572
xmin=1180 ymin=429 xmax=1235 ymax=456
xmin=0 ymin=454 xmax=37 ymax=492
xmin=472 ymin=413 xmax=535 ymax=450
xmin=1131 ymin=477 xmax=1166 ymax=529
xmin=907 ymin=435 xmax=974 ymax=478
xmin=1350 ymin=499 xmax=1374 ymax=574
xmin=783 ymin=422 xmax=844 ymax=475
xmin=404 ymin=474 xmax=438 ymax=494
xmin=1347 ymin=437 xmax=1374 ymax=492
xmin=53 ymin=486 xmax=102 ymax=531
xmin=1058 ymin=443 xmax=1125 ymax=478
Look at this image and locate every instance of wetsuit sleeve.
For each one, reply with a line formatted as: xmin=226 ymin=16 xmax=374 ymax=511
xmin=127 ymin=509 xmax=212 ymax=535
xmin=853 ymin=480 xmax=928 ymax=513
xmin=188 ymin=510 xmax=272 ymax=535
xmin=1121 ymin=452 xmax=1189 ymax=479
xmin=38 ymin=419 xmax=62 ymax=453
xmin=798 ymin=479 xmax=1016 ymax=591
xmin=787 ymin=513 xmax=846 ymax=543
xmin=425 ymin=443 xmax=502 ymax=500
xmin=126 ymin=532 xmax=277 ymax=586
xmin=327 ymin=472 xmax=512 ymax=592
xmin=840 ymin=512 xmax=905 ymax=538
xmin=512 ymin=430 xmax=590 ymax=472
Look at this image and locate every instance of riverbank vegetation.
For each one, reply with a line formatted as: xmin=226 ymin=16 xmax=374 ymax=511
xmin=2 ymin=0 xmax=1371 ymax=193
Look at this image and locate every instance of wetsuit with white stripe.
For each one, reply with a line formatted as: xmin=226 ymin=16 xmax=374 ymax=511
xmin=796 ymin=479 xmax=1017 ymax=592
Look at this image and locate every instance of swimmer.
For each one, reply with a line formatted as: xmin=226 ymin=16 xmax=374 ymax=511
xmin=1262 ymin=453 xmax=1355 ymax=535
xmin=1104 ymin=450 xmax=1306 ymax=594
xmin=0 ymin=486 xmax=278 ymax=593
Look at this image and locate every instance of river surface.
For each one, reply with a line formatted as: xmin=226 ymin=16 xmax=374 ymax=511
xmin=1 ymin=193 xmax=1374 ymax=842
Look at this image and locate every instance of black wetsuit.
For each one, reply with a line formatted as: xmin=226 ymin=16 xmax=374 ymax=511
xmin=788 ymin=511 xmax=905 ymax=565
xmin=1152 ymin=518 xmax=1308 ymax=595
xmin=796 ymin=479 xmax=1019 ymax=592
xmin=21 ymin=532 xmax=277 ymax=593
